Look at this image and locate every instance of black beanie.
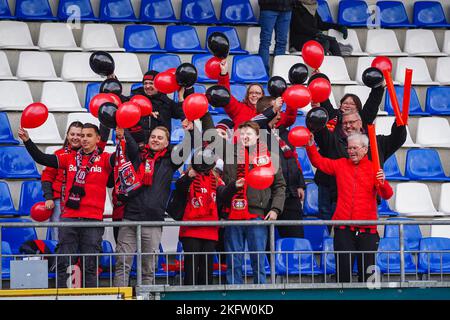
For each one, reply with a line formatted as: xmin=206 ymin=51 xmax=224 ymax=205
xmin=143 ymin=70 xmax=159 ymax=83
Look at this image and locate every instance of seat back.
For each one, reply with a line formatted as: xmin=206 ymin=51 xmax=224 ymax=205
xmin=165 ymin=25 xmax=205 ymax=53
xmin=41 ymin=81 xmax=83 ymax=112
xmin=404 ymin=29 xmax=441 ymax=55
xmin=206 ymin=27 xmax=246 ymax=54
xmin=148 ymin=53 xmax=181 ymax=73
xmin=275 ymin=238 xmax=319 ymax=275
xmin=0 ymin=112 xmax=19 ymax=144
xmin=431 ymin=219 xmax=450 ymax=238
xmin=383 ymin=154 xmax=407 ymax=181
xmin=57 ymin=0 xmax=97 ymax=21
xmin=405 ymin=149 xmax=448 ymax=181
xmin=365 ymin=29 xmax=403 ymax=55
xmin=0 ymin=80 xmax=33 ymax=111
xmin=416 ymin=117 xmax=450 ymax=147
xmin=181 ymin=0 xmax=218 ymax=24
xmin=27 ymin=113 xmax=63 ymax=144
xmin=377 ymin=199 xmax=398 ymax=217
xmin=84 ymin=82 xmax=101 ymax=110
xmin=62 ymin=52 xmax=102 ymax=81
xmin=303 ymin=183 xmax=319 ymax=216
xmin=38 ymin=23 xmax=79 ymax=50
xmin=425 ymin=86 xmax=450 ymax=115
xmin=0 ymin=146 xmax=40 ymax=179
xmin=272 ymin=55 xmax=303 ymax=84
xmin=435 ymin=57 xmax=450 ymax=85
xmin=140 ymin=0 xmax=178 ymax=23
xmin=0 ymin=0 xmax=14 ymax=19
xmin=0 ymin=181 xmax=17 ymax=216
xmin=0 ymin=51 xmax=14 ymax=80
xmin=231 ymin=55 xmax=268 ymax=83
xmin=99 ymin=0 xmax=137 ymax=22
xmin=191 ymin=53 xmax=216 ymax=83
xmin=0 ymin=21 xmax=36 ymax=49
xmin=385 ymin=86 xmax=427 ymax=116
xmin=81 ymin=24 xmax=121 ymax=51
xmin=338 ymin=0 xmax=370 ymax=26
xmin=18 ymin=180 xmax=45 ymax=216
xmin=395 ymin=183 xmax=437 ymax=216
xmin=439 ymin=184 xmax=450 ymax=214
xmin=220 ymin=0 xmax=257 ymax=25
xmin=419 ymin=237 xmax=450 ymax=272
xmin=245 ymin=26 xmax=275 ymax=54
xmin=1 ymin=218 xmax=38 ymax=254
xmin=303 ymin=218 xmax=329 ymax=251
xmin=384 ymin=217 xmax=422 ymax=250
xmin=374 ymin=116 xmax=417 ymax=147
xmin=320 ymin=56 xmax=352 ymax=83
xmin=123 ymin=25 xmax=165 ymax=53
xmin=15 ymin=0 xmax=56 ymax=20
xmin=320 ymin=237 xmax=335 ymax=274
xmin=395 ymin=57 xmax=434 ymax=84
xmin=17 ymin=51 xmax=59 ymax=80
xmin=413 ymin=1 xmax=448 ymax=27
xmin=110 ymin=53 xmax=142 ymax=82
xmin=296 ymin=148 xmax=314 ymax=180
xmin=377 ymin=0 xmax=413 ymax=27
xmin=317 ymin=0 xmax=333 ymax=23
xmin=376 ymin=237 xmax=418 ymax=273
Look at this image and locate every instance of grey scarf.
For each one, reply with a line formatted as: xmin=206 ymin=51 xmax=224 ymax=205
xmin=300 ymin=0 xmax=318 ymax=16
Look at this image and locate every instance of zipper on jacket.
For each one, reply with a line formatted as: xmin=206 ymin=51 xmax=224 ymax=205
xmin=351 ymin=164 xmax=358 ymax=220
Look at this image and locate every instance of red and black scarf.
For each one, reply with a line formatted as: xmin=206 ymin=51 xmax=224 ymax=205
xmin=138 ymin=145 xmax=168 ymax=186
xmin=65 ymin=147 xmax=99 ymax=209
xmin=186 ymin=173 xmax=218 ymax=219
xmin=114 ymin=138 xmax=142 ymax=197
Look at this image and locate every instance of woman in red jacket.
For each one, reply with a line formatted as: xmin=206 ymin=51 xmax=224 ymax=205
xmin=306 ymin=132 xmax=393 ymax=283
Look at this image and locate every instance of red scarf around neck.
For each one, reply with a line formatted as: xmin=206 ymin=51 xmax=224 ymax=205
xmin=185 ymin=172 xmax=219 ymax=220
xmin=138 ymin=145 xmax=168 ymax=186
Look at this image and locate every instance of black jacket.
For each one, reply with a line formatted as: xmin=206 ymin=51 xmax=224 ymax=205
xmin=289 ymin=3 xmax=341 ymax=51
xmin=259 ymin=0 xmax=294 ymax=11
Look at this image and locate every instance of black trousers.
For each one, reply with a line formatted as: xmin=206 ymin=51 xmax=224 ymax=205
xmin=277 ymin=197 xmax=304 ymax=238
xmin=56 ymin=218 xmax=104 ymax=288
xmin=333 ymin=228 xmax=379 ymax=283
xmin=181 ymin=237 xmax=216 ymax=286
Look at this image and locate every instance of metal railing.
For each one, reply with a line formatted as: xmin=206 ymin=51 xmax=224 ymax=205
xmin=1 ymin=219 xmax=450 ymax=296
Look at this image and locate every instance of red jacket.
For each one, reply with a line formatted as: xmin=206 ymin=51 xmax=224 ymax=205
xmin=57 ymin=151 xmax=113 ymax=220
xmin=306 ymin=144 xmax=393 ymax=230
xmin=41 ymin=148 xmax=71 ymax=199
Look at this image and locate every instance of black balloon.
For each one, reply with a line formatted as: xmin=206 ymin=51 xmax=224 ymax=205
xmin=98 ymin=102 xmax=118 ymax=129
xmin=267 ymin=76 xmax=287 ymax=98
xmin=175 ymin=63 xmax=198 ymax=87
xmin=288 ymin=63 xmax=309 ymax=84
xmin=307 ymin=72 xmax=330 ymax=85
xmin=205 ymin=85 xmax=231 ymax=108
xmin=89 ymin=51 xmax=115 ymax=76
xmin=306 ymin=107 xmax=329 ymax=133
xmin=362 ymin=67 xmax=384 ymax=88
xmin=100 ymin=78 xmax=122 ymax=95
xmin=207 ymin=32 xmax=230 ymax=59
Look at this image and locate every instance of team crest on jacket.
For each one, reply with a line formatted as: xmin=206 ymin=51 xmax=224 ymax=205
xmin=254 ymin=155 xmax=270 ymax=166
xmin=232 ymin=198 xmax=247 ymax=210
xmin=211 ymin=192 xmax=216 ymax=202
xmin=191 ymin=197 xmax=203 ymax=208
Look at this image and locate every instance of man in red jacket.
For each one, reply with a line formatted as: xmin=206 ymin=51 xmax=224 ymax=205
xmin=306 ymin=132 xmax=393 ymax=283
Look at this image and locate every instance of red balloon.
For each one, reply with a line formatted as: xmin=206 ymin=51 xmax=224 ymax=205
xmin=182 ymin=93 xmax=209 ymax=121
xmin=154 ymin=71 xmax=180 ymax=94
xmin=247 ymin=166 xmax=275 ymax=190
xmin=371 ymin=56 xmax=392 ymax=73
xmin=130 ymin=95 xmax=152 ymax=116
xmin=302 ymin=40 xmax=325 ymax=70
xmin=21 ymin=103 xmax=48 ymax=129
xmin=30 ymin=201 xmax=53 ymax=222
xmin=89 ymin=93 xmax=121 ymax=118
xmin=282 ymin=85 xmax=311 ymax=109
xmin=116 ymin=102 xmax=142 ymax=129
xmin=205 ymin=57 xmax=222 ymax=80
xmin=167 ymin=68 xmax=176 ymax=75
xmin=288 ymin=126 xmax=311 ymax=147
xmin=308 ymin=78 xmax=332 ymax=103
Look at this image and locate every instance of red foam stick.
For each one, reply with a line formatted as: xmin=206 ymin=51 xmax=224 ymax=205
xmin=382 ymin=70 xmax=404 ymax=126
xmin=367 ymin=124 xmax=381 ymax=174
xmin=402 ymin=68 xmax=413 ymax=126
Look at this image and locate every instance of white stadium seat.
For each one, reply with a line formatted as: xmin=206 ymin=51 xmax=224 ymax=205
xmin=435 ymin=57 xmax=450 ymax=85
xmin=44 ymin=146 xmax=62 ymax=155
xmin=110 ymin=53 xmax=143 ymax=82
xmin=374 ymin=116 xmax=419 ymax=147
xmin=319 ymin=56 xmax=356 ymax=85
xmin=439 ymin=184 xmax=450 ymax=214
xmin=66 ymin=112 xmax=99 ymax=131
xmin=27 ymin=113 xmax=63 ymax=144
xmin=430 ymin=219 xmax=450 ymax=238
xmin=38 ymin=23 xmax=81 ymax=51
xmin=395 ymin=57 xmax=438 ymax=85
xmin=40 ymin=82 xmax=85 ymax=112
xmin=0 ymin=51 xmax=16 ymax=80
xmin=404 ymin=29 xmax=446 ymax=57
xmin=16 ymin=51 xmax=61 ymax=81
xmin=327 ymin=29 xmax=367 ymax=56
xmin=343 ymin=85 xmax=388 ymax=115
xmin=395 ymin=182 xmax=444 ymax=217
xmin=81 ymin=24 xmax=124 ymax=52
xmin=365 ymin=29 xmax=406 ymax=56
xmin=416 ymin=117 xmax=450 ymax=148
xmin=271 ymin=55 xmax=302 ymax=82
xmin=61 ymin=52 xmax=102 ymax=81
xmin=245 ymin=26 xmax=275 ymax=54
xmin=0 ymin=21 xmax=38 ymax=50
xmin=443 ymin=30 xmax=450 ymax=55
xmin=0 ymin=80 xmax=33 ymax=111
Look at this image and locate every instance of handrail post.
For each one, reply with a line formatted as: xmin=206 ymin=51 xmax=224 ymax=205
xmin=399 ymin=223 xmax=405 ymax=285
xmin=270 ymin=223 xmax=275 ymax=284
xmin=136 ymin=224 xmax=142 ymax=287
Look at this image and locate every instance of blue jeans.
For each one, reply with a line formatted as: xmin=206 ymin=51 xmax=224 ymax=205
xmin=50 ymin=199 xmax=61 ymax=241
xmin=318 ymin=184 xmax=337 ymax=221
xmin=224 ymin=222 xmax=268 ymax=284
xmin=258 ymin=10 xmax=292 ymax=73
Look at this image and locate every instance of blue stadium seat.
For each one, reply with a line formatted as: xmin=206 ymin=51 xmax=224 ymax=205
xmin=317 ymin=0 xmax=334 ymax=23
xmin=18 ymin=180 xmax=45 ymax=216
xmin=378 ymin=199 xmax=399 ymax=217
xmin=0 ymin=0 xmax=15 ymax=19
xmin=413 ymin=1 xmax=450 ymax=28
xmin=0 ymin=112 xmax=19 ymax=145
xmin=1 ymin=218 xmax=38 ymax=254
xmin=131 ymin=83 xmax=143 ymax=92
xmin=139 ymin=0 xmax=178 ymax=23
xmin=242 ymin=241 xmax=270 ymax=276
xmin=148 ymin=54 xmax=181 ymax=73
xmin=206 ymin=27 xmax=248 ymax=55
xmin=0 ymin=146 xmax=40 ymax=179
xmin=291 ymin=116 xmax=306 ymax=128
xmin=191 ymin=54 xmax=219 ymax=83
xmin=220 ymin=0 xmax=257 ymax=25
xmin=174 ymin=84 xmax=206 ymax=103
xmin=57 ymin=0 xmax=98 ymax=21
xmin=181 ymin=0 xmax=218 ymax=24
xmin=377 ymin=1 xmax=415 ymax=28
xmin=1 ymin=241 xmax=12 ymax=279
xmin=171 ymin=118 xmax=184 ymax=144
xmin=384 ymin=218 xmax=422 ymax=250
xmin=211 ymin=114 xmax=232 ymax=126
xmin=303 ymin=183 xmax=319 ymax=216
xmin=296 ymin=148 xmax=314 ymax=180
xmin=99 ymin=0 xmax=137 ymax=22
xmin=338 ymin=0 xmax=370 ymax=27
xmin=15 ymin=0 xmax=57 ymax=20
xmin=377 ymin=237 xmax=423 ymax=274
xmin=0 ymin=181 xmax=18 ymax=216
xmin=99 ymin=240 xmax=115 ymax=278
xmin=164 ymin=25 xmax=207 ymax=53
xmin=383 ymin=154 xmax=408 ymax=181
xmin=303 ymin=217 xmax=329 ymax=251
xmin=275 ymin=238 xmax=323 ymax=276
xmin=425 ymin=86 xmax=450 ymax=115
xmin=84 ymin=82 xmax=101 ymax=111
xmin=230 ymin=84 xmax=247 ymax=102
xmin=320 ymin=237 xmax=336 ymax=274
xmin=124 ymin=25 xmax=166 ymax=53
xmin=419 ymin=237 xmax=450 ymax=273
xmin=405 ymin=149 xmax=450 ymax=182
xmin=384 ymin=86 xmax=429 ymax=116
xmin=231 ymin=55 xmax=268 ymax=83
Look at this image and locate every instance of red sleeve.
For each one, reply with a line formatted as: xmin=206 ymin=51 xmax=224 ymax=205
xmin=377 ymin=180 xmax=393 ymax=200
xmin=97 ymin=140 xmax=107 ymax=152
xmin=276 ymin=106 xmax=297 ymax=128
xmin=56 ymin=153 xmax=69 ymax=169
xmin=105 ymin=153 xmax=113 ymax=173
xmin=218 ymin=73 xmax=242 ymax=122
xmin=306 ymin=144 xmax=337 ymax=176
xmin=41 ymin=166 xmax=58 ymax=183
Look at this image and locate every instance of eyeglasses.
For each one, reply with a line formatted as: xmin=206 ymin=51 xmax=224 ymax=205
xmin=346 ymin=145 xmax=364 ymax=152
xmin=248 ymin=91 xmax=263 ymax=96
xmin=342 ymin=101 xmax=357 ymax=106
xmin=342 ymin=119 xmax=360 ymax=127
